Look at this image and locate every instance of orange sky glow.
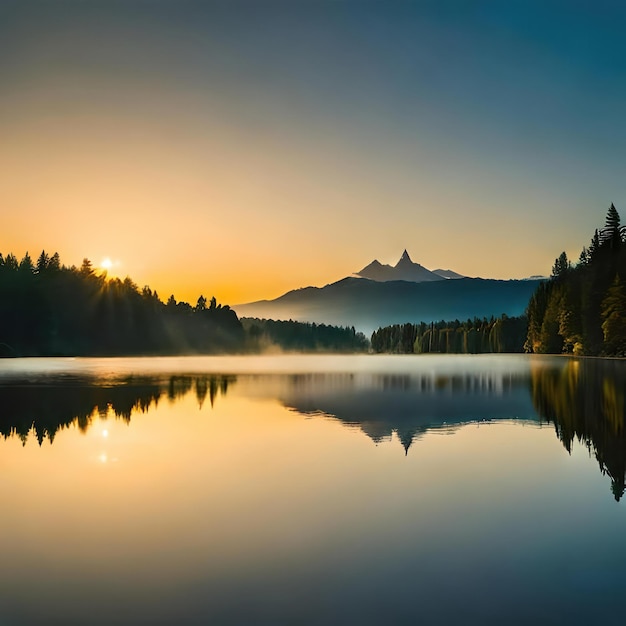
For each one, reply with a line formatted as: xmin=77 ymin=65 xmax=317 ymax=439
xmin=1 ymin=2 xmax=620 ymax=305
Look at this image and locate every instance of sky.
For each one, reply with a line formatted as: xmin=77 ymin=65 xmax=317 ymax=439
xmin=2 ymin=0 xmax=626 ymax=304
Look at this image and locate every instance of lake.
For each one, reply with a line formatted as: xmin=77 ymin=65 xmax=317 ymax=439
xmin=1 ymin=354 xmax=626 ymax=625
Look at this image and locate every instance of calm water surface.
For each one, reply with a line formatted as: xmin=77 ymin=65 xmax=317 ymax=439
xmin=1 ymin=354 xmax=626 ymax=625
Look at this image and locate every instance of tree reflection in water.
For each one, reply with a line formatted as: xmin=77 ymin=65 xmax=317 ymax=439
xmin=531 ymin=359 xmax=626 ymax=501
xmin=0 ymin=374 xmax=235 ymax=445
xmin=3 ymin=358 xmax=626 ymax=501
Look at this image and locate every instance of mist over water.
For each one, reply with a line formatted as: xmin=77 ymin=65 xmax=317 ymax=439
xmin=1 ymin=355 xmax=626 ymax=625
xmin=0 ymin=352 xmax=540 ymax=378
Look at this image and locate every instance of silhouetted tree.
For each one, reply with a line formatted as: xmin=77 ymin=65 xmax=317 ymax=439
xmin=80 ymin=258 xmax=94 ymax=276
xmin=36 ymin=250 xmax=49 ymax=274
xmin=19 ymin=252 xmax=34 ymax=274
xmin=49 ymin=252 xmax=61 ymax=271
xmin=551 ymin=252 xmax=570 ymax=278
xmin=4 ymin=254 xmax=18 ymax=271
xmin=600 ymin=203 xmax=624 ymax=250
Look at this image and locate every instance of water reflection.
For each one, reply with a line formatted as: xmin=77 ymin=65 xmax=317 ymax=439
xmin=272 ymin=371 xmax=538 ymax=453
xmin=0 ymin=375 xmax=234 ymax=445
xmin=3 ymin=358 xmax=626 ymax=500
xmin=531 ymin=359 xmax=626 ymax=501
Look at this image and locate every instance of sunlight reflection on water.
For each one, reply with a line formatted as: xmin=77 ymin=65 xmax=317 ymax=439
xmin=1 ymin=355 xmax=626 ymax=625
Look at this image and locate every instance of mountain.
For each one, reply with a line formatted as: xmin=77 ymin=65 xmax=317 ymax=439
xmin=432 ymin=268 xmax=466 ymax=279
xmin=235 ymin=276 xmax=543 ymax=335
xmin=356 ymin=250 xmax=446 ymax=283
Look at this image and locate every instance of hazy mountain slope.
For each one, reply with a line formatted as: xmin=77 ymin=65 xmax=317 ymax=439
xmin=235 ymin=277 xmax=542 ymax=334
xmin=432 ymin=268 xmax=465 ymax=279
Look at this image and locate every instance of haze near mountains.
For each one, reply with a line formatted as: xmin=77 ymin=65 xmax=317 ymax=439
xmin=356 ymin=250 xmax=465 ymax=283
xmin=235 ymin=250 xmax=543 ymax=334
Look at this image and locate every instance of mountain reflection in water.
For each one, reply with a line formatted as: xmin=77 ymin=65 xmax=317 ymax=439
xmin=2 ymin=358 xmax=626 ymax=500
xmin=274 ymin=371 xmax=537 ymax=451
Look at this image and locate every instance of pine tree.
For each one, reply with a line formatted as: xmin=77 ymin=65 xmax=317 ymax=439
xmin=36 ymin=250 xmax=49 ymax=274
xmin=551 ymin=252 xmax=570 ymax=278
xmin=48 ymin=252 xmax=61 ymax=271
xmin=4 ymin=254 xmax=18 ymax=271
xmin=18 ymin=252 xmax=34 ymax=273
xmin=600 ymin=203 xmax=624 ymax=250
xmin=588 ymin=229 xmax=601 ymax=260
xmin=80 ymin=258 xmax=94 ymax=276
xmin=605 ymin=203 xmax=621 ymax=230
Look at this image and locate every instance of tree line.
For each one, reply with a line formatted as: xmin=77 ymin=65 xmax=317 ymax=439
xmin=0 ymin=251 xmax=243 ymax=356
xmin=242 ymin=318 xmax=369 ymax=353
xmin=0 ymin=251 xmax=371 ymax=356
xmin=526 ymin=204 xmax=626 ymax=356
xmin=370 ymin=315 xmax=527 ymax=354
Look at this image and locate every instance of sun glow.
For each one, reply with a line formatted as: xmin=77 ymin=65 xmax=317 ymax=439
xmin=99 ymin=257 xmax=122 ymax=278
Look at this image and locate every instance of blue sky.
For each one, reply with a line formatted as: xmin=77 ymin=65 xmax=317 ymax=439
xmin=2 ymin=0 xmax=625 ymax=301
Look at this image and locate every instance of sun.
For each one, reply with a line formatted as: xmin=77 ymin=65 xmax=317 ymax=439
xmin=99 ymin=257 xmax=121 ymax=278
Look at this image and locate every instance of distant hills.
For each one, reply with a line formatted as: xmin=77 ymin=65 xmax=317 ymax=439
xmin=235 ymin=276 xmax=543 ymax=334
xmin=432 ymin=268 xmax=466 ymax=279
xmin=356 ymin=250 xmax=465 ymax=282
xmin=235 ymin=250 xmax=544 ymax=333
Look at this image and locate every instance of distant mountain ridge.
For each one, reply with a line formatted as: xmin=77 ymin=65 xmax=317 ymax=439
xmin=234 ymin=250 xmax=545 ymax=333
xmin=432 ymin=268 xmax=466 ymax=279
xmin=356 ymin=250 xmax=465 ymax=283
xmin=235 ymin=276 xmax=542 ymax=335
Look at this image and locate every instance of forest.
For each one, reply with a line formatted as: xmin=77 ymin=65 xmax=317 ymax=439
xmin=3 ymin=205 xmax=626 ymax=357
xmin=0 ymin=251 xmax=370 ymax=356
xmin=372 ymin=205 xmax=626 ymax=357
xmin=526 ymin=204 xmax=626 ymax=356
xmin=0 ymin=252 xmax=244 ymax=356
xmin=370 ymin=315 xmax=527 ymax=354
xmin=241 ymin=318 xmax=369 ymax=353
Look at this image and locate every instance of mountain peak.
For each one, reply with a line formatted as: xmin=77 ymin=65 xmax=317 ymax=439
xmin=398 ymin=249 xmax=412 ymax=265
xmin=357 ymin=250 xmax=444 ymax=283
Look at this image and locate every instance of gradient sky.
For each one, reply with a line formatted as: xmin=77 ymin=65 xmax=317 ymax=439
xmin=2 ymin=0 xmax=626 ymax=304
